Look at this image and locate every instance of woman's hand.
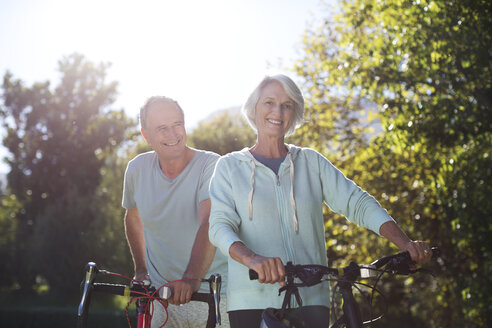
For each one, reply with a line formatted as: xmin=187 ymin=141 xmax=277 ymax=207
xmin=379 ymin=221 xmax=433 ymax=264
xmin=245 ymin=254 xmax=286 ymax=286
xmin=229 ymin=241 xmax=286 ymax=286
xmin=402 ymin=240 xmax=433 ymax=264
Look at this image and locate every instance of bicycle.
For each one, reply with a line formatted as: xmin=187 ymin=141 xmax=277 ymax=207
xmin=76 ymin=262 xmax=222 ymax=328
xmin=250 ymin=247 xmax=440 ymax=328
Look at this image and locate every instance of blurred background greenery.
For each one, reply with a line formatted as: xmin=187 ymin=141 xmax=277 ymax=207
xmin=0 ymin=0 xmax=490 ymax=327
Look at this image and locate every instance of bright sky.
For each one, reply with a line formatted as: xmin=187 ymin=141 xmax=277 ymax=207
xmin=0 ymin=0 xmax=333 ymax=174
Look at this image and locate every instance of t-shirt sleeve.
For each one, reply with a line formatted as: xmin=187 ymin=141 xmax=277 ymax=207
xmin=197 ymin=153 xmax=219 ymax=203
xmin=122 ymin=161 xmax=137 ymax=209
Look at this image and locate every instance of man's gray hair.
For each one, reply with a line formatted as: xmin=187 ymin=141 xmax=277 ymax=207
xmin=241 ymin=74 xmax=305 ymax=136
xmin=139 ymin=96 xmax=184 ymax=130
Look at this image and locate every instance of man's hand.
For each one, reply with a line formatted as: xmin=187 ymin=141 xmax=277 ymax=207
xmin=133 ymin=272 xmax=170 ymax=307
xmin=133 ymin=271 xmax=151 ymax=284
xmin=167 ymin=279 xmax=201 ymax=305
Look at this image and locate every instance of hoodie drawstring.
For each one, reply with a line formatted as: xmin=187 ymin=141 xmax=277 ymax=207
xmin=288 ymin=152 xmax=299 ymax=232
xmin=248 ymin=160 xmax=255 ymax=220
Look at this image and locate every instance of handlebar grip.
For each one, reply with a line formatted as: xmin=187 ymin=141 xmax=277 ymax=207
xmin=249 ymin=269 xmax=259 ymax=280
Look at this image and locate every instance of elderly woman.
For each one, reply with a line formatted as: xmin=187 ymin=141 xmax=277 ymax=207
xmin=208 ymin=74 xmax=432 ymax=328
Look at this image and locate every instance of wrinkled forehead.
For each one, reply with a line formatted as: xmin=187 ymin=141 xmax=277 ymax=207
xmin=147 ymin=100 xmax=184 ymax=119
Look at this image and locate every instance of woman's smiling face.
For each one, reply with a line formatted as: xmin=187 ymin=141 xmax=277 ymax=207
xmin=254 ymin=80 xmax=295 ymax=139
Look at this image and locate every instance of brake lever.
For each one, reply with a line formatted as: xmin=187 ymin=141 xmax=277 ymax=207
xmin=209 ymin=273 xmax=222 ymax=325
xmin=77 ymin=262 xmax=98 ymax=318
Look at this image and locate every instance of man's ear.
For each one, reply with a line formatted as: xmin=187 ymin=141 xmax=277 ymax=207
xmin=141 ymin=128 xmax=150 ymax=144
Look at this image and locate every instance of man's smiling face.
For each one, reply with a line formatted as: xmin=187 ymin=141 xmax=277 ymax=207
xmin=141 ymin=100 xmax=187 ymax=161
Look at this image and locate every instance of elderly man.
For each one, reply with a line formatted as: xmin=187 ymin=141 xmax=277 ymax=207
xmin=122 ymin=96 xmax=229 ymax=327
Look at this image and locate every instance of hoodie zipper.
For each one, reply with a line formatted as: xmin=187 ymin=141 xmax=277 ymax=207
xmin=275 ymin=167 xmax=295 ymax=262
xmin=247 ymin=151 xmax=295 ymax=262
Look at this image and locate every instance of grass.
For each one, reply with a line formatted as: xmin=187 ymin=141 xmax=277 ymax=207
xmin=0 ymin=291 xmax=138 ymax=328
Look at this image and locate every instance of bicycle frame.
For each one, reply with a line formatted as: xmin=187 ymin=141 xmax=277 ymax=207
xmin=331 ymin=262 xmax=364 ymax=328
xmin=271 ymin=262 xmax=364 ymax=328
xmin=136 ymin=297 xmax=152 ymax=328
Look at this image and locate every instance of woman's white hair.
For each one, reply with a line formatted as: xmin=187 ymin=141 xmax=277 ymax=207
xmin=242 ymin=74 xmax=305 ymax=136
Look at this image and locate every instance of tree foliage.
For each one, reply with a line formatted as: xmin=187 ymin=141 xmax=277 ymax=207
xmin=0 ymin=53 xmax=135 ymax=294
xmin=292 ymin=0 xmax=491 ymax=326
xmin=188 ymin=109 xmax=256 ymax=155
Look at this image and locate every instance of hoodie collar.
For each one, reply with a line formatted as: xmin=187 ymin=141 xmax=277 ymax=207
xmin=241 ymin=144 xmax=299 ymax=232
xmin=234 ymin=144 xmax=299 ymax=162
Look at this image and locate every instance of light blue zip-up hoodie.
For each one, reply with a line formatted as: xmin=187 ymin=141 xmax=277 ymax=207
xmin=209 ymin=145 xmax=394 ymax=311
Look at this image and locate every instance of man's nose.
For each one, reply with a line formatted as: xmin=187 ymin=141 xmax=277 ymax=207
xmin=163 ymin=126 xmax=177 ymax=138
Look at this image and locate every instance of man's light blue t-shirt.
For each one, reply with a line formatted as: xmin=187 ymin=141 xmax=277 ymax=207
xmin=123 ymin=149 xmax=227 ymax=293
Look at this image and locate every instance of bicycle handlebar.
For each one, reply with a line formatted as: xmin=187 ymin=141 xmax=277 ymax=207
xmin=370 ymin=247 xmax=440 ymax=268
xmin=91 ymin=282 xmax=170 ymax=299
xmin=91 ymin=282 xmax=219 ymax=319
xmin=76 ymin=262 xmax=221 ymax=328
xmin=248 ymin=248 xmax=440 ymax=328
xmin=249 ymin=247 xmax=440 ymax=282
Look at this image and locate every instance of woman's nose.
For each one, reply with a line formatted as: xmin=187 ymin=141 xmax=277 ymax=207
xmin=271 ymin=103 xmax=282 ymax=114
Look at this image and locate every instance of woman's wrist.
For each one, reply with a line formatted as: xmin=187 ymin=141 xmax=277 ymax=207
xmin=229 ymin=241 xmax=257 ymax=267
xmin=379 ymin=220 xmax=412 ymax=250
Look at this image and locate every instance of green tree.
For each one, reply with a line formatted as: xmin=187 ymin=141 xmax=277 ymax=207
xmin=0 ymin=193 xmax=22 ymax=289
xmin=0 ymin=53 xmax=135 ymax=295
xmin=188 ymin=109 xmax=256 ymax=155
xmin=292 ymin=0 xmax=491 ymax=326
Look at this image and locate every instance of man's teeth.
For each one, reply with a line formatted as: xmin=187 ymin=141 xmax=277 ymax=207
xmin=164 ymin=141 xmax=179 ymax=146
xmin=267 ymin=119 xmax=281 ymax=125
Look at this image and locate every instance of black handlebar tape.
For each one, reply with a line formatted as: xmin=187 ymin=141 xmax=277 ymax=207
xmin=249 ymin=269 xmax=259 ymax=280
xmin=93 ymin=283 xmax=128 ymax=296
xmin=191 ymin=292 xmax=212 ymax=303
